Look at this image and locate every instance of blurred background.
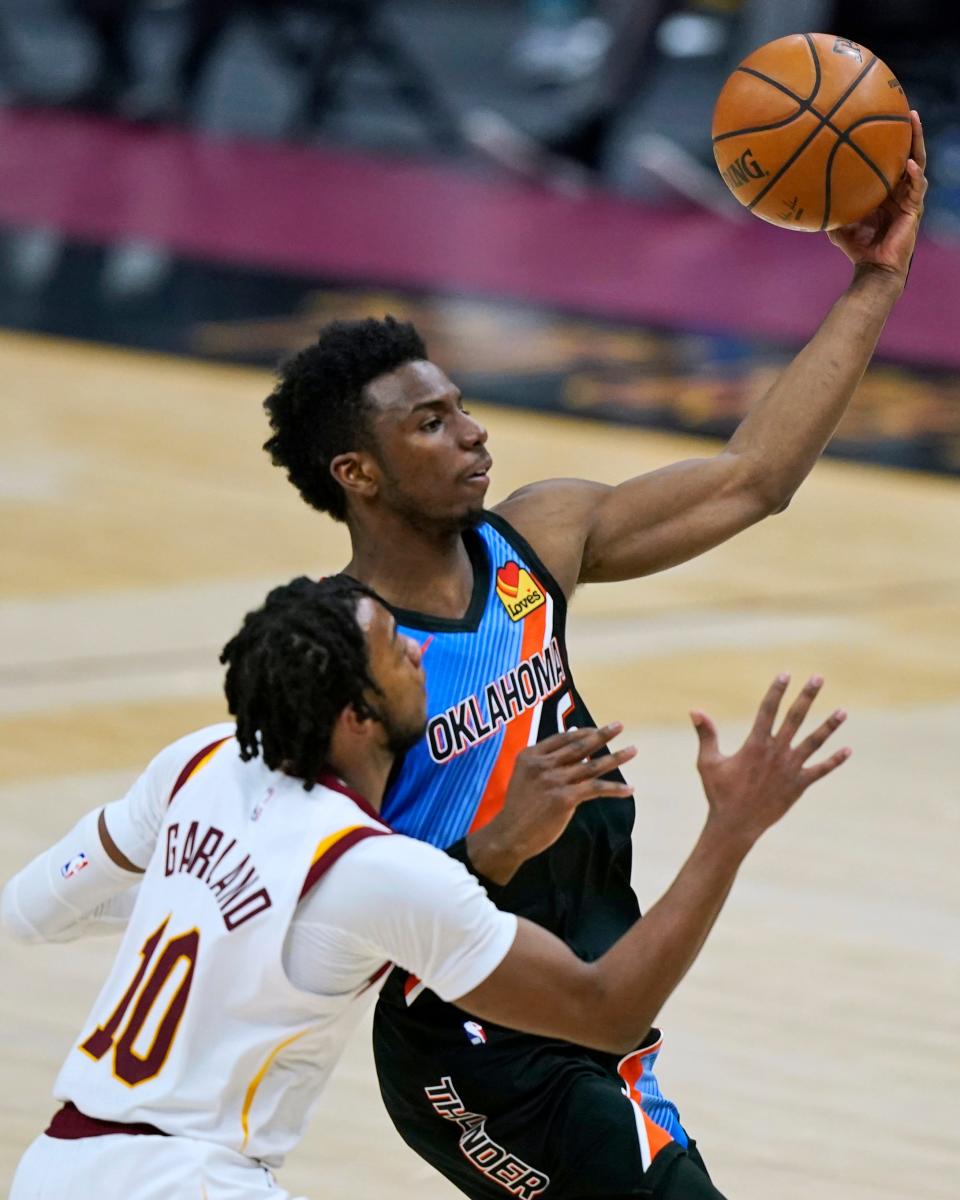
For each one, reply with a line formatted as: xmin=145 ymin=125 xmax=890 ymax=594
xmin=0 ymin=0 xmax=958 ymax=465
xmin=0 ymin=0 xmax=959 ymax=221
xmin=0 ymin=3 xmax=958 ymax=1200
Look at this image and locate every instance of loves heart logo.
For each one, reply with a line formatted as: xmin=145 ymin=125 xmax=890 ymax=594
xmin=496 ymin=561 xmax=520 ymax=598
xmin=495 ymin=560 xmax=546 ymax=622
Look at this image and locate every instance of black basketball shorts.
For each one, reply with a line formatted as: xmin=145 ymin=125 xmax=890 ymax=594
xmin=373 ymin=998 xmax=723 ymax=1200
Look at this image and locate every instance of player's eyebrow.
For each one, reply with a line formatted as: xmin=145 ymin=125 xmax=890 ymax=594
xmin=409 ymin=390 xmax=463 ymax=413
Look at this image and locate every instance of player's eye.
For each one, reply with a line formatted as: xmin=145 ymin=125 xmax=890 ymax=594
xmin=421 ymin=416 xmax=442 ymax=431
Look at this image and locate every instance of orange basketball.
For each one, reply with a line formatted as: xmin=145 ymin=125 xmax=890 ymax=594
xmin=712 ymin=33 xmax=911 ymax=231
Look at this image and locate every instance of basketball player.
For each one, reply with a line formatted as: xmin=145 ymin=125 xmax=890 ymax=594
xmin=3 ymin=576 xmax=848 ymax=1200
xmin=261 ymin=115 xmax=927 ymax=1199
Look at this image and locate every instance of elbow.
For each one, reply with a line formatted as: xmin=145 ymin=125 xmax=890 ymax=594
xmin=729 ymin=458 xmax=795 ymax=522
xmin=602 ymin=1023 xmax=655 ymax=1059
xmin=767 ymin=489 xmax=794 ymax=515
xmin=589 ymin=1029 xmax=645 ymax=1057
xmin=576 ymin=972 xmax=657 ymax=1057
xmin=1 ymin=879 xmax=45 ymax=945
xmin=745 ymin=476 xmax=794 ymax=521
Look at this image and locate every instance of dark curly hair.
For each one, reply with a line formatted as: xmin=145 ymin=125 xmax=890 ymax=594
xmin=220 ymin=575 xmax=382 ymax=789
xmin=263 ymin=316 xmax=428 ymax=522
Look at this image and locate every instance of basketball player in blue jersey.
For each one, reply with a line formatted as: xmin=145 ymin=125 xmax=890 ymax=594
xmin=263 ymin=116 xmax=926 ymax=1200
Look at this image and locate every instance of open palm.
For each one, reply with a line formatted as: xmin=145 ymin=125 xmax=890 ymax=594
xmin=691 ymin=674 xmax=851 ymax=846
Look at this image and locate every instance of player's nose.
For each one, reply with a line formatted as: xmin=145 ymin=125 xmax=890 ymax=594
xmin=460 ymin=411 xmax=488 ymax=446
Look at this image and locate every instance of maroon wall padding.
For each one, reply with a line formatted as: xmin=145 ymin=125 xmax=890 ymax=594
xmin=0 ymin=109 xmax=953 ymax=367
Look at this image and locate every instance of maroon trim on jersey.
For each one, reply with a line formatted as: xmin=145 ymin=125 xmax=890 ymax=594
xmin=45 ymin=1102 xmax=168 ymax=1140
xmin=358 ymin=961 xmax=392 ymax=996
xmin=299 ymin=826 xmax=390 ymax=901
xmin=315 ymin=770 xmax=389 ymax=826
xmin=168 ymin=737 xmax=230 ymax=806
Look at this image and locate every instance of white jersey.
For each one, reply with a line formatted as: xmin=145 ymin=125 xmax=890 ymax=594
xmin=48 ymin=724 xmax=516 ymax=1169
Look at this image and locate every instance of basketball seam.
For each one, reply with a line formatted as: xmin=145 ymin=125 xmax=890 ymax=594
xmin=713 ymin=107 xmax=809 ymax=144
xmin=823 ymin=138 xmax=836 ymax=231
xmin=714 ymin=50 xmax=821 ymax=144
xmin=843 ymin=114 xmax=912 ymax=134
xmin=802 ymin=32 xmax=823 ymax=105
xmin=715 ymin=109 xmax=907 ymax=146
xmin=747 ymin=53 xmax=878 ymax=215
xmin=819 ymin=115 xmax=910 ymax=231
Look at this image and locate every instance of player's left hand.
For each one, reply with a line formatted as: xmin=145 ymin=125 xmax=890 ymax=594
xmin=691 ymin=674 xmax=851 ymax=848
xmin=466 ymin=723 xmax=636 ymax=886
xmin=828 ymin=109 xmax=927 ymax=283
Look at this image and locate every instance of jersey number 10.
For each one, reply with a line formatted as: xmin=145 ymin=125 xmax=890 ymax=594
xmin=79 ymin=916 xmax=199 ymax=1087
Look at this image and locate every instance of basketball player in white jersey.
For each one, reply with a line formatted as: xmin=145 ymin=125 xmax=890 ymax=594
xmin=3 ymin=575 xmax=850 ymax=1200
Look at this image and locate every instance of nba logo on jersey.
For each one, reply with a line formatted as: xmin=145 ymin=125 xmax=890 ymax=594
xmin=251 ymin=786 xmax=275 ymax=822
xmin=60 ymin=852 xmax=88 ymax=879
xmin=463 ymin=1020 xmax=487 ymax=1045
xmin=495 ymin=561 xmax=545 ymax=622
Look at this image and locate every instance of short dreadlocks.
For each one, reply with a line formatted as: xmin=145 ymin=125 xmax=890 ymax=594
xmin=220 ymin=575 xmax=382 ymax=789
xmin=263 ymin=316 xmax=428 ymax=522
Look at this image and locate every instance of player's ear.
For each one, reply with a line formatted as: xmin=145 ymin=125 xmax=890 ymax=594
xmin=337 ymin=699 xmax=378 ymax=739
xmin=330 ymin=451 xmax=379 ymax=503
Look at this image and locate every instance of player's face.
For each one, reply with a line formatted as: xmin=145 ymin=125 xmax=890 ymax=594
xmin=364 ymin=361 xmax=491 ymax=532
xmin=356 ymin=597 xmax=428 ymax=754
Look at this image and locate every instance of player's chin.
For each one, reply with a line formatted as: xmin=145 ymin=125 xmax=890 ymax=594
xmin=388 ymin=715 xmax=428 ymax=757
xmin=430 ymin=491 xmax=486 ymax=533
xmin=462 ymin=475 xmax=490 ymax=504
xmin=461 ymin=498 xmax=486 ymax=528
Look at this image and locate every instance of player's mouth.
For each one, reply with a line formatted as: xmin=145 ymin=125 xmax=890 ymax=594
xmin=463 ymin=455 xmax=493 ymax=488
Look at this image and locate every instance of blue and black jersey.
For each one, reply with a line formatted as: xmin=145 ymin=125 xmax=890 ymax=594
xmin=373 ymin=513 xmax=690 ymax=1197
xmin=381 ymin=510 xmax=639 ymax=962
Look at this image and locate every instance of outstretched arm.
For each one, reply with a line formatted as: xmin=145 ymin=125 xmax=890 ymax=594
xmin=457 ymin=675 xmax=850 ymax=1053
xmin=1 ymin=808 xmax=144 ymax=943
xmin=0 ymin=727 xmax=222 ymax=943
xmin=495 ymin=114 xmax=927 ymax=595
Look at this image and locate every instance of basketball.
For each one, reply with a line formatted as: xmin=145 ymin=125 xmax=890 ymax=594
xmin=712 ymin=33 xmax=911 ymax=232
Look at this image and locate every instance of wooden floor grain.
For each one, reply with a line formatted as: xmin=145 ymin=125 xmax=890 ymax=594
xmin=1 ymin=332 xmax=957 ymax=1198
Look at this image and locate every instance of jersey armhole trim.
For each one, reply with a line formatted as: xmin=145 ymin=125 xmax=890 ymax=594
xmin=168 ymin=737 xmax=231 ymax=807
xmin=358 ymin=960 xmax=392 ymax=996
xmin=482 ymin=509 xmax=568 ymax=624
xmin=299 ymin=826 xmax=390 ymax=900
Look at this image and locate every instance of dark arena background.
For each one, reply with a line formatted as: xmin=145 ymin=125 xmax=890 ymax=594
xmin=1 ymin=4 xmax=957 ymax=1198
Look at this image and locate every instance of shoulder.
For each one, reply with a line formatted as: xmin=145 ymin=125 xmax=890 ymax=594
xmin=165 ymin=722 xmax=236 ymax=757
xmin=338 ymin=833 xmax=473 ymax=896
xmin=305 ymin=834 xmax=484 ymax=929
xmin=144 ymin=723 xmax=236 ymax=795
xmin=103 ymin=724 xmax=236 ymax=860
xmin=299 ymin=833 xmax=515 ymax=1001
xmin=492 ymin=479 xmax=611 ymax=598
xmin=493 ymin=478 xmax=611 ymax=528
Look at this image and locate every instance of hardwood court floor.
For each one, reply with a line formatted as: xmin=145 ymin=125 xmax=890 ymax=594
xmin=1 ymin=331 xmax=957 ymax=1198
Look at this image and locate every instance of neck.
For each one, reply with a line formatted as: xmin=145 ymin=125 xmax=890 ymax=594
xmin=344 ymin=507 xmax=477 ymax=619
xmin=324 ymin=743 xmax=393 ymax=813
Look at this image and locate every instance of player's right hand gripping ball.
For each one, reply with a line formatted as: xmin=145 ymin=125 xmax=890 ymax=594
xmin=712 ymin=32 xmax=911 ymax=232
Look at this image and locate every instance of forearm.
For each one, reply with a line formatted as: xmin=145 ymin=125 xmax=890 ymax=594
xmin=458 ymin=818 xmax=749 ymax=1055
xmin=461 ymin=825 xmax=523 ymax=888
xmin=1 ymin=808 xmax=141 ymax=944
xmin=727 ymin=265 xmax=903 ymax=506
xmin=587 ymin=819 xmax=749 ymax=1050
xmin=462 ymin=677 xmax=851 ymax=1052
